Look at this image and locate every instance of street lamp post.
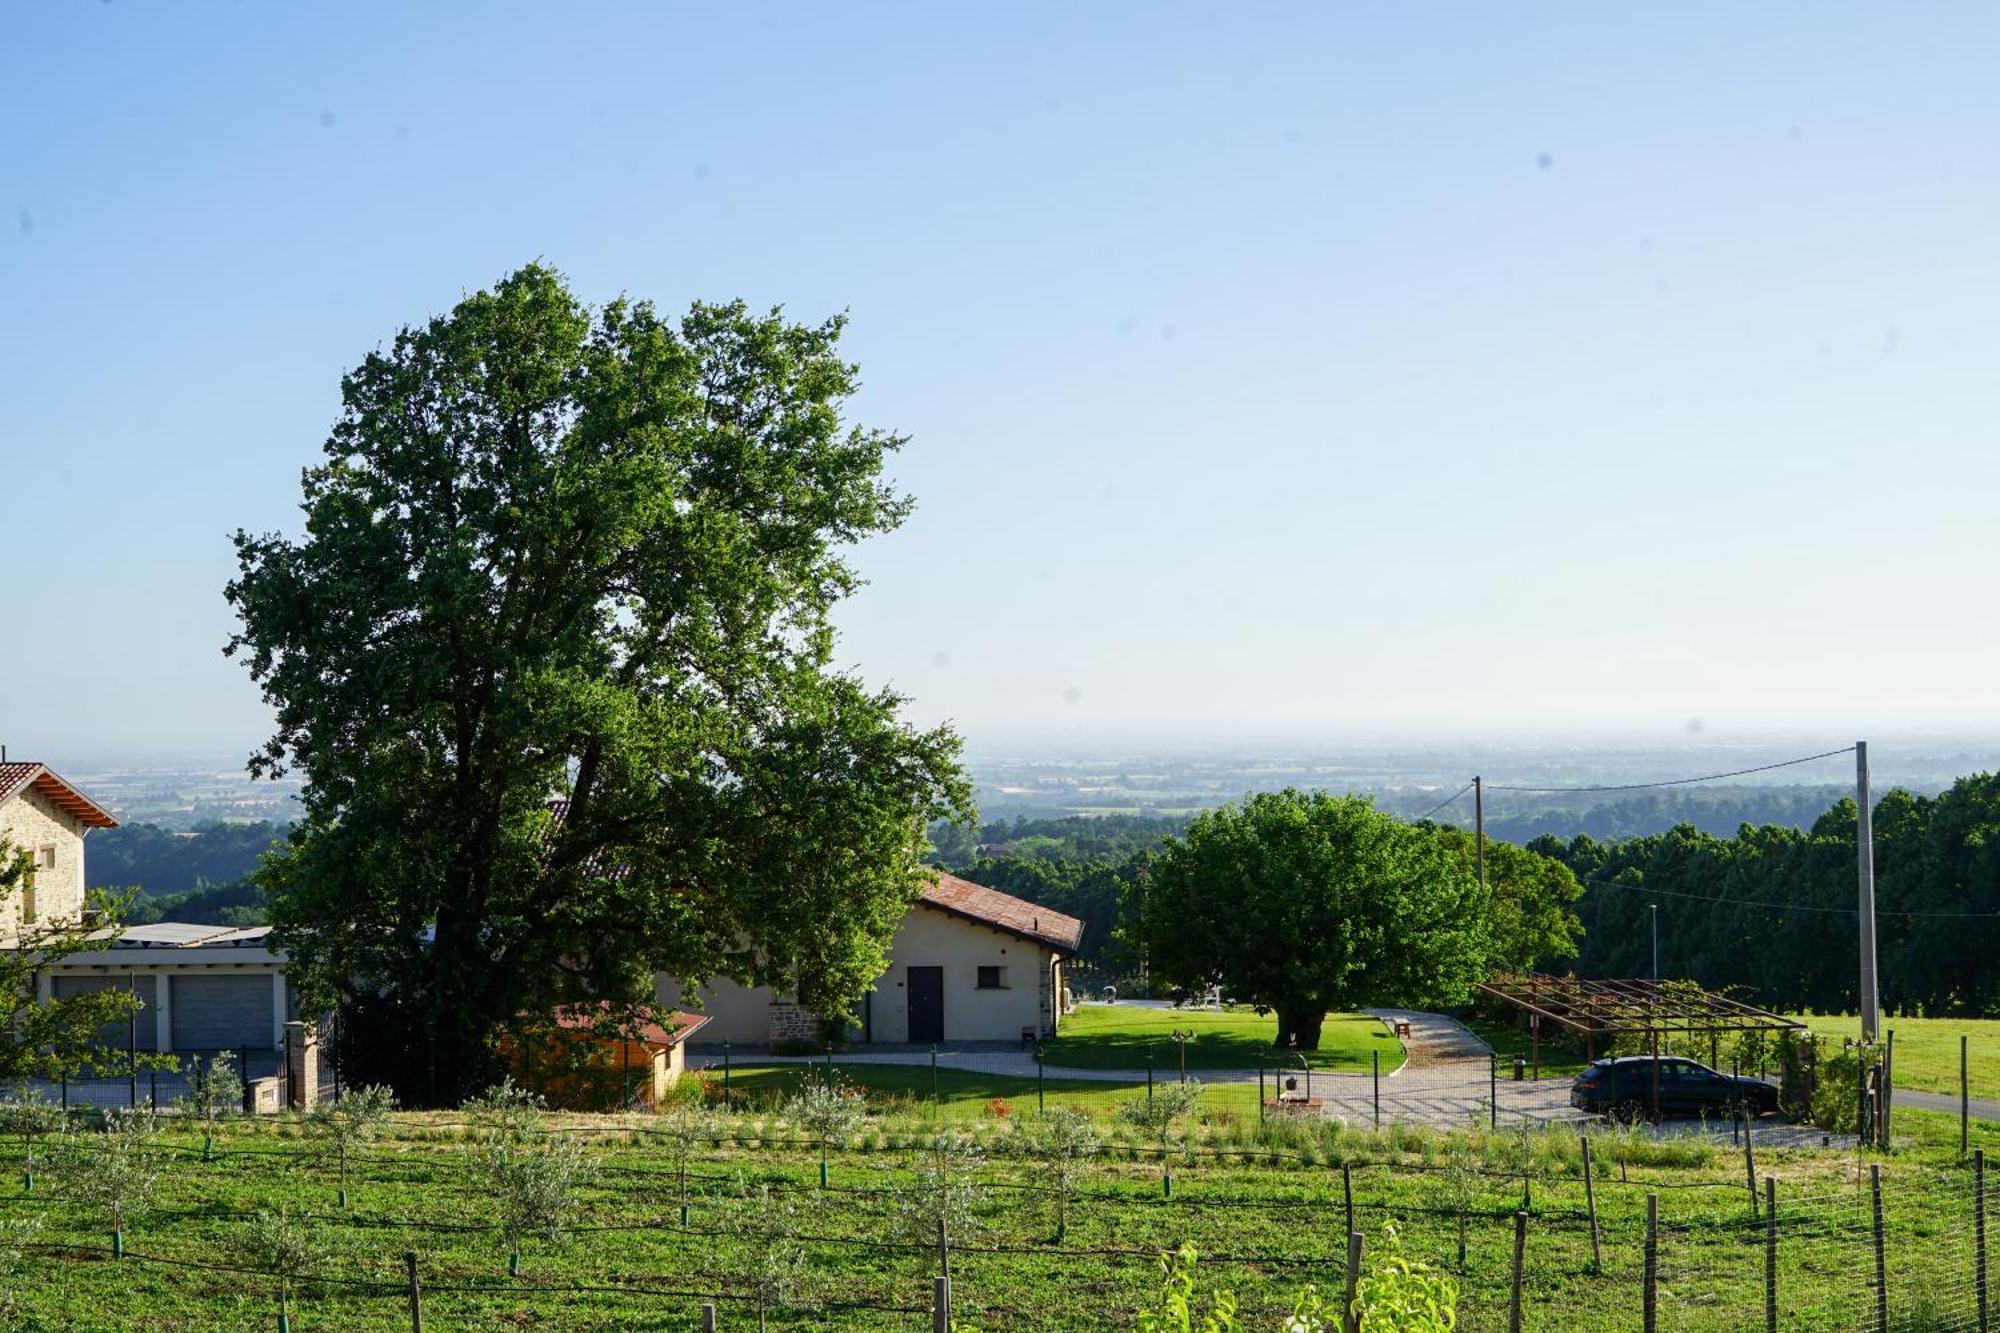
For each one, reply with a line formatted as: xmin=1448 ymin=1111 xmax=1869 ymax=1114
xmin=1650 ymin=904 xmax=1659 ymax=981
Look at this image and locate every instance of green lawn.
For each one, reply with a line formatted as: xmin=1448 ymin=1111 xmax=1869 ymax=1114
xmin=0 ymin=1099 xmax=1982 ymax=1330
xmin=717 ymin=1063 xmax=1264 ymax=1122
xmin=1040 ymin=1004 xmax=1403 ymax=1073
xmin=1789 ymin=1013 xmax=2000 ymax=1098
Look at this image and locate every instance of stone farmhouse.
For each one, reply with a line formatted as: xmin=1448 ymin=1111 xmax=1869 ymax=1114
xmin=1 ymin=760 xmax=304 ymax=1107
xmin=658 ymin=872 xmax=1084 ymax=1047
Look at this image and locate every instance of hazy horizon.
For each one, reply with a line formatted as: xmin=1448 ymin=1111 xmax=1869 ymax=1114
xmin=10 ymin=6 xmax=2000 ymax=758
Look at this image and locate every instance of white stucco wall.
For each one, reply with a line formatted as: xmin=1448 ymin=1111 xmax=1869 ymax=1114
xmin=0 ymin=788 xmax=88 ymax=934
xmin=658 ymin=902 xmax=1062 ymax=1046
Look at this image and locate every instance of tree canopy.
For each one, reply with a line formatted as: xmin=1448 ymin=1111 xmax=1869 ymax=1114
xmin=1135 ymin=790 xmax=1490 ymax=1049
xmin=228 ymin=264 xmax=970 ymax=1102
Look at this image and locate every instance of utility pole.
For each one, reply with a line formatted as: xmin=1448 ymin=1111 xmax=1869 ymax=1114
xmin=1474 ymin=775 xmax=1485 ymax=896
xmin=1650 ymin=904 xmax=1659 ymax=981
xmin=1857 ymin=741 xmax=1880 ymax=1043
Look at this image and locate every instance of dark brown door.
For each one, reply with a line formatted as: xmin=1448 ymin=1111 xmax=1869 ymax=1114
xmin=907 ymin=966 xmax=944 ymax=1043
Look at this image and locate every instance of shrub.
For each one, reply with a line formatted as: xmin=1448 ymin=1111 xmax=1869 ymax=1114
xmin=1135 ymin=1242 xmax=1238 ymax=1332
xmin=461 ymin=1076 xmax=546 ymax=1143
xmin=1353 ymin=1222 xmax=1458 ymax=1330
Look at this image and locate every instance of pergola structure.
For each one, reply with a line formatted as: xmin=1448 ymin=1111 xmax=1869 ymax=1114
xmin=1476 ymin=974 xmax=1806 ymax=1117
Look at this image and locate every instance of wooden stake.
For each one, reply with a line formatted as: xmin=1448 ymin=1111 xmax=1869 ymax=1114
xmin=933 ymin=1275 xmax=950 ymax=1333
xmin=1343 ymin=1231 xmax=1364 ymax=1333
xmin=1581 ymin=1135 xmax=1601 ymax=1274
xmin=1342 ymin=1162 xmax=1354 ymax=1241
xmin=405 ymin=1251 xmax=422 ymax=1333
xmin=1743 ymin=1113 xmax=1759 ymax=1219
xmin=1643 ymin=1194 xmax=1658 ymax=1333
xmin=1509 ymin=1210 xmax=1527 ymax=1333
xmin=701 ymin=1304 xmax=717 ymax=1333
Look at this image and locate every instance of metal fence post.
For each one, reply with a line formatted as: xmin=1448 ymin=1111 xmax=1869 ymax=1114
xmin=1764 ymin=1176 xmax=1777 ymax=1333
xmin=1258 ymin=1066 xmax=1265 ymax=1123
xmin=240 ymin=1046 xmax=254 ymax=1115
xmin=127 ymin=1001 xmax=138 ymax=1108
xmin=1372 ymin=1049 xmax=1380 ymax=1129
xmin=1965 ymin=1035 xmax=1972 ymax=1159
xmin=1870 ymin=1164 xmax=1887 ymax=1333
xmin=1342 ymin=1162 xmax=1354 ymax=1240
xmin=1977 ymin=1148 xmax=1988 ymax=1333
xmin=1490 ymin=1054 xmax=1498 ymax=1129
xmin=722 ymin=1040 xmax=732 ymax=1108
xmin=1643 ymin=1194 xmax=1658 ymax=1333
xmin=1581 ymin=1135 xmax=1601 ymax=1273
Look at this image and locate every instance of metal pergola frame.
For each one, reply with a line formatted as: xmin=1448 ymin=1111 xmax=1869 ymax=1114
xmin=1476 ymin=973 xmax=1806 ymax=1118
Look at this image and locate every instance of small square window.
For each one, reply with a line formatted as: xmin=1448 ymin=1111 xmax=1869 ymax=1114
xmin=34 ymin=846 xmax=55 ymax=871
xmin=977 ymin=966 xmax=1007 ymax=990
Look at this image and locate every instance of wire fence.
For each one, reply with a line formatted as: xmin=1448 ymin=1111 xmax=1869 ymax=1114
xmin=0 ymin=1109 xmax=1990 ymax=1330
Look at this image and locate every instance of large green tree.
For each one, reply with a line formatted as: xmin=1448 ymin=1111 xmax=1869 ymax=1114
xmin=228 ymin=265 xmax=970 ymax=1102
xmin=1136 ymin=790 xmax=1490 ymax=1050
xmin=1429 ymin=827 xmax=1583 ymax=973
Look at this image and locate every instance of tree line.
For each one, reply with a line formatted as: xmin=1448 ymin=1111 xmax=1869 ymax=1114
xmin=1537 ymin=770 xmax=2000 ymax=1016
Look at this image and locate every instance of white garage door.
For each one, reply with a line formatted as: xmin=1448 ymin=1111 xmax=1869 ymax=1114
xmin=170 ymin=975 xmax=274 ymax=1051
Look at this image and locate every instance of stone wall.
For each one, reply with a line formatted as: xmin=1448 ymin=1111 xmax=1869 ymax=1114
xmin=0 ymin=788 xmax=86 ymax=935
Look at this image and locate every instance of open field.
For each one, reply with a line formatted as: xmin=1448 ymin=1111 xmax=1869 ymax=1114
xmin=1 ymin=1094 xmax=1996 ymax=1331
xmin=1040 ymin=1005 xmax=1403 ymax=1074
xmin=1791 ymin=1014 xmax=2000 ymax=1098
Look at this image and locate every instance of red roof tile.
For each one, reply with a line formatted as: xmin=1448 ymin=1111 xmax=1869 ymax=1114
xmin=920 ymin=872 xmax=1084 ymax=953
xmin=548 ymin=1002 xmax=709 ymax=1049
xmin=0 ymin=763 xmax=118 ymax=829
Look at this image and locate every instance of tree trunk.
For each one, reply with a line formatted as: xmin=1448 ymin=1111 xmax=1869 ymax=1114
xmin=1278 ymin=1008 xmax=1327 ymax=1052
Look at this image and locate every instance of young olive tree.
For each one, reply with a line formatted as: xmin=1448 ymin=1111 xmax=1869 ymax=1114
xmin=657 ymin=1101 xmax=718 ymax=1223
xmin=784 ymin=1074 xmax=864 ymax=1188
xmin=305 ymin=1083 xmax=395 ymax=1207
xmin=240 ymin=1208 xmax=329 ymax=1329
xmin=49 ymin=1109 xmax=160 ymax=1254
xmin=895 ymin=1130 xmax=984 ymax=1262
xmin=175 ymin=1052 xmax=242 ymax=1160
xmin=0 ymin=1090 xmax=64 ymax=1192
xmin=1117 ymin=1080 xmax=1204 ymax=1190
xmin=1020 ymin=1107 xmax=1099 ymax=1241
xmin=729 ymin=1183 xmax=810 ymax=1333
xmin=482 ymin=1134 xmax=597 ymax=1277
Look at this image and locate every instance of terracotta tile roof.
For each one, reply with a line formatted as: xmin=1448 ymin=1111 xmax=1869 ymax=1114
xmin=549 ymin=1002 xmax=709 ymax=1049
xmin=0 ymin=763 xmax=118 ymax=829
xmin=920 ymin=872 xmax=1084 ymax=953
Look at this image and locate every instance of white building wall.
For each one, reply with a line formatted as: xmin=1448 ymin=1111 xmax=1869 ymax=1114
xmin=866 ymin=907 xmax=1049 ymax=1044
xmin=0 ymin=789 xmax=88 ymax=934
xmin=658 ymin=903 xmax=1061 ymax=1046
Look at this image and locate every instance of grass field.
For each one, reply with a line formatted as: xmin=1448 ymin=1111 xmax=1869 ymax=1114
xmin=1789 ymin=1014 xmax=2000 ymax=1099
xmin=1040 ymin=1005 xmax=1403 ymax=1074
xmin=2 ymin=1082 xmax=1996 ymax=1331
xmin=718 ymin=1063 xmax=1265 ymax=1121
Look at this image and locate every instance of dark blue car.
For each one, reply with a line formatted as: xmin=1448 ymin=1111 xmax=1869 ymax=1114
xmin=1571 ymin=1056 xmax=1778 ymax=1120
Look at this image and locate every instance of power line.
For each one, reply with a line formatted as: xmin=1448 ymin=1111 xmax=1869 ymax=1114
xmin=1482 ymin=746 xmax=1857 ymax=794
xmin=1577 ymin=874 xmax=2000 ymax=921
xmin=1407 ymin=781 xmax=1475 ymax=823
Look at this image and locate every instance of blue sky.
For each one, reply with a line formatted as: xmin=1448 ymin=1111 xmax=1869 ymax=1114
xmin=6 ymin=5 xmax=2000 ymax=761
